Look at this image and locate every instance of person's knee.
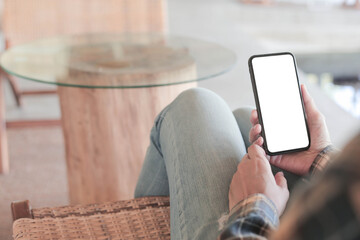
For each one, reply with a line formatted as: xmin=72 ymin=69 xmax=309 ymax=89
xmin=160 ymin=87 xmax=226 ymax=124
xmin=174 ymin=87 xmax=222 ymax=107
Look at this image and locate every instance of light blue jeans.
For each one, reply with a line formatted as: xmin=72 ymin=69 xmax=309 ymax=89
xmin=135 ymin=88 xmax=300 ymax=239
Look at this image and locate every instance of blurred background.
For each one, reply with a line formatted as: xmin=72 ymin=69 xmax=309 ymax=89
xmin=1 ymin=0 xmax=360 ymax=239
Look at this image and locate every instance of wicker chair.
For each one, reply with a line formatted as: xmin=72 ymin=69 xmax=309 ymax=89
xmin=11 ymin=196 xmax=170 ymax=240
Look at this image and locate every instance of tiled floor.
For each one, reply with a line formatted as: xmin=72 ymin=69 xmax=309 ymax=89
xmin=1 ymin=1 xmax=360 ymax=239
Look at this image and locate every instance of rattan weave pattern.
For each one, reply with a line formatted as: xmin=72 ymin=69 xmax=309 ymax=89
xmin=13 ymin=197 xmax=170 ymax=240
xmin=32 ymin=196 xmax=170 ymax=219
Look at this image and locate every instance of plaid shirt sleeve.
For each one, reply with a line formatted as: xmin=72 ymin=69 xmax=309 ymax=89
xmin=217 ymin=194 xmax=279 ymax=240
xmin=309 ymin=145 xmax=337 ymax=177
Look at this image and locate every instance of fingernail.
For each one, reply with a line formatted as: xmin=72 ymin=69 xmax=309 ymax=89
xmin=279 ymin=171 xmax=284 ymax=176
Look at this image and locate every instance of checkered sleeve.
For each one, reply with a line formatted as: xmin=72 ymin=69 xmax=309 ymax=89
xmin=217 ymin=194 xmax=278 ymax=240
xmin=309 ymin=145 xmax=337 ymax=177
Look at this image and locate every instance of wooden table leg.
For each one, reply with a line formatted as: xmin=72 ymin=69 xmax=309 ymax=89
xmin=58 ymin=83 xmax=196 ymax=204
xmin=0 ymin=74 xmax=10 ymax=174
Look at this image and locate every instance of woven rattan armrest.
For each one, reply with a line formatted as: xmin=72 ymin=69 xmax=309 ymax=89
xmin=12 ymin=196 xmax=170 ymax=240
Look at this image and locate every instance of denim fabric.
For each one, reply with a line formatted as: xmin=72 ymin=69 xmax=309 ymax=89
xmin=134 ymin=88 xmax=300 ymax=239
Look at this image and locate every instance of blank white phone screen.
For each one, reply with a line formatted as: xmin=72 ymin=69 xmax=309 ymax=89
xmin=251 ymin=54 xmax=309 ymax=153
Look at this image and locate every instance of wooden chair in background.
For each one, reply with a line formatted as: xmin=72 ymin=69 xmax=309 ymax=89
xmin=0 ymin=0 xmax=167 ymax=173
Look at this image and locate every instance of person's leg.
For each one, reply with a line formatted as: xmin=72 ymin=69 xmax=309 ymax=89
xmin=232 ymin=107 xmax=253 ymax=149
xmin=135 ymin=88 xmax=246 ymax=239
xmin=134 ymin=119 xmax=170 ymax=197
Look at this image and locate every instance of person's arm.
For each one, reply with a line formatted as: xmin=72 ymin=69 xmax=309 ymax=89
xmin=219 ymin=84 xmax=337 ymax=239
xmin=219 ymin=140 xmax=289 ymax=239
xmin=220 ymin=134 xmax=360 ymax=240
xmin=270 ymin=133 xmax=360 ymax=240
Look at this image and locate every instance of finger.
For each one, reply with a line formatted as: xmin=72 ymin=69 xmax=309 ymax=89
xmin=301 ymin=84 xmax=319 ymax=117
xmin=269 ymin=155 xmax=281 ymax=166
xmin=250 ymin=109 xmax=259 ymax=126
xmin=249 ymin=124 xmax=262 ymax=143
xmin=248 ymin=143 xmax=266 ymax=159
xmin=243 ymin=153 xmax=250 ymax=161
xmin=255 ymin=136 xmax=263 ymax=146
xmin=274 ymin=172 xmax=288 ymax=189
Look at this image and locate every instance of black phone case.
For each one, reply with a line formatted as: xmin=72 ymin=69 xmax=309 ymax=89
xmin=248 ymin=52 xmax=311 ymax=156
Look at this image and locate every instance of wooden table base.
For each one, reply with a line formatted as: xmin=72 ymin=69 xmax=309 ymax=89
xmin=58 ymin=83 xmax=197 ymax=204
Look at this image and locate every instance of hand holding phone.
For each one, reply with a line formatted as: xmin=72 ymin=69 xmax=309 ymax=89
xmin=249 ymin=52 xmax=310 ymax=156
xmin=248 ymin=53 xmax=331 ymax=175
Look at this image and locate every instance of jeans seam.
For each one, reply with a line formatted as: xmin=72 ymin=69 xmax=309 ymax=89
xmin=153 ymin=93 xmax=189 ymax=159
xmin=152 ymin=98 xmax=187 ymax=239
xmin=152 ymin=104 xmax=172 ymax=157
xmin=162 ymin=117 xmax=187 ymax=240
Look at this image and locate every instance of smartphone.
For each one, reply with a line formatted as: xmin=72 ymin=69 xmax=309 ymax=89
xmin=248 ymin=52 xmax=310 ymax=155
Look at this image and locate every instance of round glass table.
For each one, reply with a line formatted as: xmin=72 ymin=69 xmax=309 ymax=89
xmin=1 ymin=33 xmax=236 ymax=87
xmin=1 ymin=33 xmax=236 ymax=204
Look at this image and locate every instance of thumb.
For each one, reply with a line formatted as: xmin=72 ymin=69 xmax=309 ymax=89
xmin=274 ymin=172 xmax=288 ymax=189
xmin=301 ymin=84 xmax=318 ymax=116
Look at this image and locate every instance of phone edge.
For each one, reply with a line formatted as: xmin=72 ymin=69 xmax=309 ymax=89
xmin=248 ymin=52 xmax=311 ymax=156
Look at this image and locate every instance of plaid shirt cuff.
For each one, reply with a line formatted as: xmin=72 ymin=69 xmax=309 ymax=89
xmin=218 ymin=194 xmax=278 ymax=239
xmin=228 ymin=193 xmax=279 ymax=227
xmin=309 ymin=145 xmax=337 ymax=177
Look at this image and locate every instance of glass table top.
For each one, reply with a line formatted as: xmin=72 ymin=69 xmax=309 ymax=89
xmin=0 ymin=33 xmax=237 ymax=88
